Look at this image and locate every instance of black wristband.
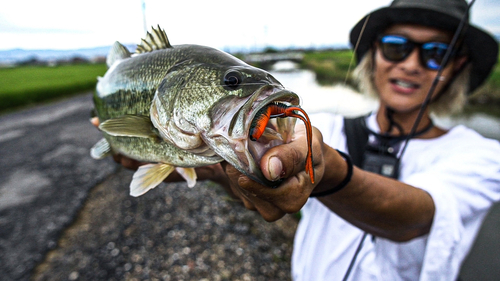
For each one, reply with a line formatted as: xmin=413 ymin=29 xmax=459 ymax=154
xmin=309 ymin=149 xmax=353 ymax=197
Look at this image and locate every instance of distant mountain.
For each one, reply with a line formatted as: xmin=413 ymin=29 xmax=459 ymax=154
xmin=4 ymin=35 xmax=495 ymax=66
xmin=0 ymin=45 xmax=136 ymax=65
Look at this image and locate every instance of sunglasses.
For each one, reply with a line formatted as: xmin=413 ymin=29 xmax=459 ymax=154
xmin=377 ymin=35 xmax=454 ymax=70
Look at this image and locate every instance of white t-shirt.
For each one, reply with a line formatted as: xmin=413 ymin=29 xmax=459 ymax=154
xmin=292 ymin=112 xmax=500 ymax=281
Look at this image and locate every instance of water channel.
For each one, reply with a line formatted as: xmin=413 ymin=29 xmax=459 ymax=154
xmin=269 ymin=61 xmax=500 ymax=140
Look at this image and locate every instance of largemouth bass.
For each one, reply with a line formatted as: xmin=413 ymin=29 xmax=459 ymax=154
xmin=91 ymin=26 xmax=313 ymax=196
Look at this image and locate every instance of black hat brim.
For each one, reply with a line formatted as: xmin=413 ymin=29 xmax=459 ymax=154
xmin=350 ymin=7 xmax=498 ymax=94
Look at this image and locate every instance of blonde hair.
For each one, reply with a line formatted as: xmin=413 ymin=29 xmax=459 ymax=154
xmin=352 ymin=49 xmax=471 ymax=116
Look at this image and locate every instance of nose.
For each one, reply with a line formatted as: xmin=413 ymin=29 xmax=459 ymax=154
xmin=398 ymin=48 xmax=423 ymax=74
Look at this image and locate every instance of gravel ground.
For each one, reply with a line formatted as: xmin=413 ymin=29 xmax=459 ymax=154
xmin=32 ymin=167 xmax=299 ymax=281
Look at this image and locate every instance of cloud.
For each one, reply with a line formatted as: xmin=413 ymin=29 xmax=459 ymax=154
xmin=2 ymin=0 xmax=497 ymax=51
xmin=0 ymin=0 xmax=394 ymax=50
xmin=470 ymin=0 xmax=500 ymax=34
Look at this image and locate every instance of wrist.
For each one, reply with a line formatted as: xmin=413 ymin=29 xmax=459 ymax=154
xmin=310 ymin=149 xmax=353 ymax=197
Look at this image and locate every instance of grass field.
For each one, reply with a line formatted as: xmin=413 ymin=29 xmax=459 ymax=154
xmin=0 ymin=63 xmax=107 ymax=112
xmin=301 ymin=49 xmax=356 ymax=86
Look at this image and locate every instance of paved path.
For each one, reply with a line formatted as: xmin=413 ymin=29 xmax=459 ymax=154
xmin=0 ymin=94 xmax=115 ymax=280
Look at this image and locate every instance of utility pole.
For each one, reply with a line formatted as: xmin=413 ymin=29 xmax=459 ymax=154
xmin=142 ymin=0 xmax=147 ymax=34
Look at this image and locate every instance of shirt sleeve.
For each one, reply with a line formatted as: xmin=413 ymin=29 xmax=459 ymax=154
xmin=403 ymin=133 xmax=500 ymax=280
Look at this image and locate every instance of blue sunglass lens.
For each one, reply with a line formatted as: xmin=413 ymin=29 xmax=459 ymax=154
xmin=426 ymin=59 xmax=440 ymax=70
xmin=379 ymin=35 xmax=411 ymax=61
xmin=422 ymin=42 xmax=450 ymax=70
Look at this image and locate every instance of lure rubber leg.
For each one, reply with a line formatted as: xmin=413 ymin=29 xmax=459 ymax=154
xmin=281 ymin=107 xmax=315 ymax=184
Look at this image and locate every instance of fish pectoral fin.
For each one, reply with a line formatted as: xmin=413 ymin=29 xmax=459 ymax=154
xmin=130 ymin=163 xmax=175 ymax=197
xmin=175 ymin=167 xmax=197 ymax=188
xmin=90 ymin=138 xmax=111 ymax=159
xmin=99 ymin=115 xmax=157 ymax=138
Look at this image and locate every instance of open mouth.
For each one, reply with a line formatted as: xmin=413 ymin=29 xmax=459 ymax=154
xmin=390 ymin=78 xmax=420 ymax=89
xmin=246 ymin=91 xmax=315 ymax=184
xmin=247 ymin=100 xmax=297 ymax=164
xmin=220 ymin=85 xmax=314 ymax=186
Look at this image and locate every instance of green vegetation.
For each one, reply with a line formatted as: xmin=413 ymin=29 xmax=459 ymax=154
xmin=470 ymin=60 xmax=500 ymax=107
xmin=300 ymin=49 xmax=357 ymax=86
xmin=0 ymin=63 xmax=107 ymax=112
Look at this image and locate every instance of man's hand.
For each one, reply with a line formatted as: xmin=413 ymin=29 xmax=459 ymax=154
xmin=220 ymin=126 xmax=340 ymax=222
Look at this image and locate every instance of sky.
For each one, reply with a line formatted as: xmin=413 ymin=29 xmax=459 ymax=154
xmin=1 ymin=0 xmax=499 ymax=52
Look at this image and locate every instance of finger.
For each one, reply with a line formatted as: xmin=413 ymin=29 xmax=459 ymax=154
xmin=238 ymin=174 xmax=309 ymax=214
xmin=112 ymin=154 xmax=145 ymax=171
xmin=90 ymin=117 xmax=100 ymax=127
xmin=112 ymin=153 xmax=122 ymax=163
xmin=195 ymin=164 xmax=225 ymax=181
xmin=261 ymin=126 xmax=323 ymax=182
xmin=237 ymin=177 xmax=285 ymax=221
xmin=253 ymin=202 xmax=286 ymax=222
xmin=236 ymin=189 xmax=258 ymax=211
xmin=224 ymin=165 xmax=284 ymax=220
xmin=222 ymin=164 xmax=257 ymax=210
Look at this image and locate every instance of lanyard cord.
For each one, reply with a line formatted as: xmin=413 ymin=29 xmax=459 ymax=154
xmin=385 ymin=107 xmax=405 ymax=136
xmin=364 ymin=115 xmax=435 ymax=148
xmin=342 ymin=232 xmax=368 ymax=281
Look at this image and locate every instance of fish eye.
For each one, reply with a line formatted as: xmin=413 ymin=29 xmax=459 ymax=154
xmin=224 ymin=71 xmax=242 ymax=90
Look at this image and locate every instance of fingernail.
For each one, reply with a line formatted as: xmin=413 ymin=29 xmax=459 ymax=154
xmin=268 ymin=157 xmax=283 ymax=181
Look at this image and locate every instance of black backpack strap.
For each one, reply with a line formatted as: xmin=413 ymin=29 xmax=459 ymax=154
xmin=343 ymin=116 xmax=369 ymax=167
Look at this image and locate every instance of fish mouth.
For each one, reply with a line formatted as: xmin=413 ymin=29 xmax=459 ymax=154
xmin=246 ymin=90 xmax=299 ymax=155
xmin=209 ymin=84 xmax=301 ymax=187
xmin=238 ymin=86 xmax=300 ymax=186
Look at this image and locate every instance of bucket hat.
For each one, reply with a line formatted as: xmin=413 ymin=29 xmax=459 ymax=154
xmin=349 ymin=0 xmax=498 ymax=94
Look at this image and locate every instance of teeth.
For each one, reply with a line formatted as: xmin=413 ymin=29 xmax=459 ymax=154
xmin=395 ymin=80 xmax=417 ymax=89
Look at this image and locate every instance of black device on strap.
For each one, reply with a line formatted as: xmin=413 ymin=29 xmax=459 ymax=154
xmin=343 ymin=116 xmax=370 ymax=167
xmin=345 ymin=115 xmax=434 ymax=179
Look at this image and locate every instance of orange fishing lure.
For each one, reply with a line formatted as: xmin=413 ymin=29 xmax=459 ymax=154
xmin=250 ymin=103 xmax=315 ymax=184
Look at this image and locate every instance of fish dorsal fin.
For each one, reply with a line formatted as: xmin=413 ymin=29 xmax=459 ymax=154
xmin=107 ymin=41 xmax=131 ymax=67
xmin=135 ymin=25 xmax=172 ymax=54
xmin=99 ymin=115 xmax=158 ymax=138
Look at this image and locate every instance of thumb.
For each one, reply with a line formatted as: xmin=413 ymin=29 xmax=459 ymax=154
xmin=261 ymin=129 xmax=311 ymax=182
xmin=265 ymin=155 xmax=285 ymax=182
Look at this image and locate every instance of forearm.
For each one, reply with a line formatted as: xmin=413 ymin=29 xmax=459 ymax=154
xmin=314 ymin=144 xmax=435 ymax=242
